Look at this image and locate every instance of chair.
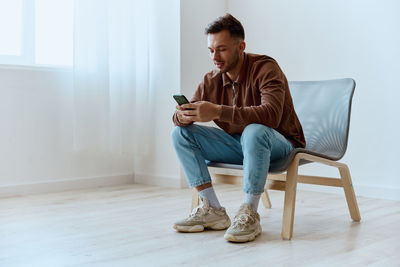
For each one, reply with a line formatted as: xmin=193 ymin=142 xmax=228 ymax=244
xmin=191 ymin=78 xmax=361 ymax=240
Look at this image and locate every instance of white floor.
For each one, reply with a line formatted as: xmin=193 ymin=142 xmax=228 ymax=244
xmin=1 ymin=183 xmax=399 ymax=267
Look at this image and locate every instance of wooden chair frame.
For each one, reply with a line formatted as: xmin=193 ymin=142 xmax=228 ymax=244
xmin=191 ymin=152 xmax=361 ymax=240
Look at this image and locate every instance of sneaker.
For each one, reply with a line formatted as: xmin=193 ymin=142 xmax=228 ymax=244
xmin=173 ymin=198 xmax=231 ymax=233
xmin=224 ymin=203 xmax=262 ymax=242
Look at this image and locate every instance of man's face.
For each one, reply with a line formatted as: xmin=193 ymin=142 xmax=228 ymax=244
xmin=207 ymin=30 xmax=244 ymax=73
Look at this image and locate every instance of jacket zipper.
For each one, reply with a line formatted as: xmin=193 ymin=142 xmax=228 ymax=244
xmin=232 ymin=83 xmax=236 ymax=106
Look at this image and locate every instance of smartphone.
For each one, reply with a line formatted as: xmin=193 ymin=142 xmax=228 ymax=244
xmin=173 ymin=94 xmax=190 ymax=106
xmin=173 ymin=94 xmax=195 ymax=110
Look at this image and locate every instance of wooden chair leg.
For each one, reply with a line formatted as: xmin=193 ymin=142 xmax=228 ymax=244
xmin=261 ymin=189 xmax=272 ymax=208
xmin=338 ymin=165 xmax=361 ymax=221
xmin=191 ymin=188 xmax=199 ymax=210
xmin=281 ymin=159 xmax=299 ymax=240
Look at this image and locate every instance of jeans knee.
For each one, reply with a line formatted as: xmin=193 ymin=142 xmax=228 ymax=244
xmin=241 ymin=124 xmax=274 ymax=149
xmin=171 ymin=126 xmax=185 ymax=146
xmin=171 ymin=125 xmax=197 ymax=146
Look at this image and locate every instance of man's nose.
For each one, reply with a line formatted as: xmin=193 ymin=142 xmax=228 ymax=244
xmin=212 ymin=51 xmax=220 ymax=61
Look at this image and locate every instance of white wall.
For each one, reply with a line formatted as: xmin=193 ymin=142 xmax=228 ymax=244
xmin=0 ymin=0 xmax=182 ymax=196
xmin=228 ymin=0 xmax=400 ymax=200
xmin=0 ymin=66 xmax=134 ymax=196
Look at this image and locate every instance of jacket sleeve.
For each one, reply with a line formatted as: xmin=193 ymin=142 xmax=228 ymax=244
xmin=172 ymin=79 xmax=204 ymax=127
xmin=218 ymin=62 xmax=286 ymax=128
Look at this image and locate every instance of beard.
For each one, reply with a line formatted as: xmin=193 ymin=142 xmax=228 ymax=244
xmin=220 ymin=50 xmax=240 ymax=73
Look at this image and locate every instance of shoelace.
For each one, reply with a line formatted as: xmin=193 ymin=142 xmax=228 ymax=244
xmin=233 ymin=210 xmax=255 ymax=230
xmin=188 ymin=205 xmax=209 ymax=219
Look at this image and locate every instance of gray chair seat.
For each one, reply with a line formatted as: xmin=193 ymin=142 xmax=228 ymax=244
xmin=208 ymin=147 xmax=337 ymax=174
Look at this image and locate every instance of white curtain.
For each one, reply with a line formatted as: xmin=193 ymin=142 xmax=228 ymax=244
xmin=72 ymin=0 xmax=181 ymax=179
xmin=72 ymin=0 xmax=151 ymax=154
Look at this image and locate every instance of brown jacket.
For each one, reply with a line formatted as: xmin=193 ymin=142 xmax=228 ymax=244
xmin=173 ymin=53 xmax=306 ymax=148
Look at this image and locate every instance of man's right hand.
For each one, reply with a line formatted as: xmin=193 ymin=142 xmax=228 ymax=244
xmin=176 ymin=105 xmax=194 ymax=124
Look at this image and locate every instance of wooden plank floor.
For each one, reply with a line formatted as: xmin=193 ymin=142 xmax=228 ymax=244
xmin=1 ymin=183 xmax=399 ymax=267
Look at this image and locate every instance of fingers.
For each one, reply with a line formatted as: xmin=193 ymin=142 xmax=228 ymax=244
xmin=177 ymin=109 xmax=195 ymax=118
xmin=176 ymin=104 xmax=197 ymax=111
xmin=181 ymin=103 xmax=196 ymax=110
xmin=177 ymin=113 xmax=194 ymax=123
xmin=182 ymin=109 xmax=196 ymax=116
xmin=176 ymin=102 xmax=201 ymax=123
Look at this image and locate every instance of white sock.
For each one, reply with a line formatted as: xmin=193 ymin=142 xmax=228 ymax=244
xmin=198 ymin=187 xmax=222 ymax=209
xmin=244 ymin=193 xmax=261 ymax=212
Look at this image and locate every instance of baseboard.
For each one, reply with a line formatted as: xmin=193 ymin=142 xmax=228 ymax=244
xmin=134 ymin=173 xmax=181 ymax=188
xmin=0 ymin=173 xmax=135 ymax=198
xmin=297 ymin=183 xmax=400 ymax=201
xmin=353 ymin=183 xmax=400 ymax=201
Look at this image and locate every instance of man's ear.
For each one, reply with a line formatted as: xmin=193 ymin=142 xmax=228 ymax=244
xmin=239 ymin=41 xmax=246 ymax=53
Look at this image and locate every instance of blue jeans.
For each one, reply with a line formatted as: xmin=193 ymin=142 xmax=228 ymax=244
xmin=171 ymin=124 xmax=294 ymax=194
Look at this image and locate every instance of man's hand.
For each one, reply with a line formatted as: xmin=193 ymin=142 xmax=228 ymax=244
xmin=179 ymin=101 xmax=222 ymax=122
xmin=176 ymin=105 xmax=195 ymax=124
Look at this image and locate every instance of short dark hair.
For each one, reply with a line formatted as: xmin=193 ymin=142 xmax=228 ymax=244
xmin=205 ymin=13 xmax=245 ymax=40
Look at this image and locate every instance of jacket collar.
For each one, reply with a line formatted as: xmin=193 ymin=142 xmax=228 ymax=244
xmin=222 ymin=52 xmax=248 ymax=87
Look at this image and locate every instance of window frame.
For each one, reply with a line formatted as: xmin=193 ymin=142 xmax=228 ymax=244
xmin=0 ymin=0 xmax=72 ymax=69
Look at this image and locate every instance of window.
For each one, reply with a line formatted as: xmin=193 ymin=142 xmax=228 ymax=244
xmin=0 ymin=0 xmax=73 ymax=67
xmin=0 ymin=0 xmax=22 ymax=56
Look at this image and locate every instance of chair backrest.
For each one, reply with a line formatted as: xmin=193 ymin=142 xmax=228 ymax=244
xmin=289 ymin=78 xmax=355 ymax=160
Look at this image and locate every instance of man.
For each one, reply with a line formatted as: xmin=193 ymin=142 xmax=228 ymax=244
xmin=171 ymin=14 xmax=305 ymax=243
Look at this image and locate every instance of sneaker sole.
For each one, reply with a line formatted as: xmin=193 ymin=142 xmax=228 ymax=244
xmin=224 ymin=225 xmax=262 ymax=243
xmin=174 ymin=219 xmax=231 ymax=233
xmin=174 ymin=224 xmax=205 ymax=232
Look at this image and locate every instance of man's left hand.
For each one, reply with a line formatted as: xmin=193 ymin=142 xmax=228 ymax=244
xmin=181 ymin=101 xmax=222 ymax=122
